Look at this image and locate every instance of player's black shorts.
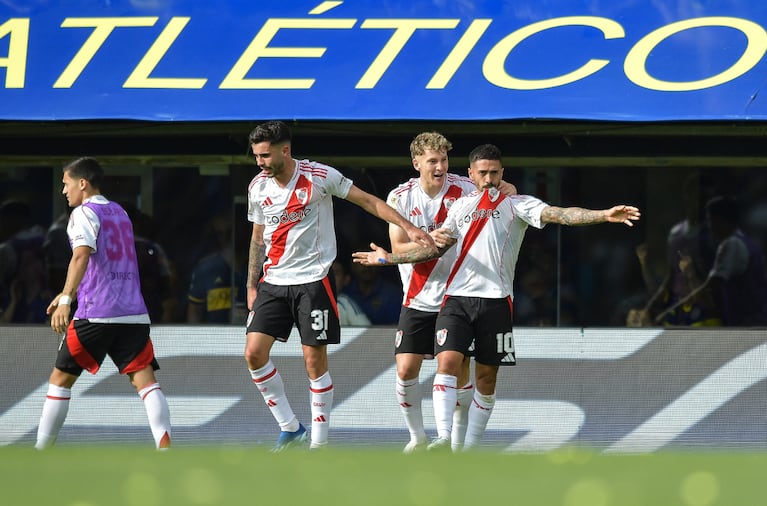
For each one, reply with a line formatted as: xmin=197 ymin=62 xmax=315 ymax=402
xmin=434 ymin=296 xmax=516 ymax=366
xmin=246 ymin=277 xmax=340 ymax=346
xmin=55 ymin=320 xmax=160 ymax=376
xmin=394 ymin=306 xmax=438 ymax=357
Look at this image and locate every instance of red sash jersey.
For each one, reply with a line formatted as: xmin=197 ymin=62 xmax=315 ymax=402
xmin=441 ymin=190 xmax=549 ymax=300
xmin=247 ymin=159 xmax=353 ymax=285
xmin=386 ymin=174 xmax=476 ymax=312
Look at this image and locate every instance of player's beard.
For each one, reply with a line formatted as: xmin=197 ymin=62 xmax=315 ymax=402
xmin=261 ymin=159 xmax=285 ymax=178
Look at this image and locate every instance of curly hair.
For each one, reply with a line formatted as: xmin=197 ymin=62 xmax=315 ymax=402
xmin=409 ymin=131 xmax=452 ymax=159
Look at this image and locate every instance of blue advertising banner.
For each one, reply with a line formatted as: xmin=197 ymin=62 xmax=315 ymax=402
xmin=2 ymin=1 xmax=767 ymax=121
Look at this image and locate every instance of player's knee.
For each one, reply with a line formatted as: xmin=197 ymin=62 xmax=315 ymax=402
xmin=244 ymin=348 xmax=268 ymax=369
xmin=396 ymin=362 xmax=421 ymax=380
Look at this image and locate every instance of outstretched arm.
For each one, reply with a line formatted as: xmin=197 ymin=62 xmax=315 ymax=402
xmin=346 ymin=185 xmax=436 ymax=252
xmin=541 ymin=204 xmax=640 ymax=227
xmin=353 ymin=231 xmax=453 ymax=267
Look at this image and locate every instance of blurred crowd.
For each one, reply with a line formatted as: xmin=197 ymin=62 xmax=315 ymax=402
xmin=1 ymin=165 xmax=766 ymax=327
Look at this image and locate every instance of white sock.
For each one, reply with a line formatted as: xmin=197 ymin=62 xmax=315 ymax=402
xmin=463 ymin=391 xmax=495 ymax=450
xmin=309 ymin=372 xmax=334 ymax=448
xmin=451 ymin=383 xmax=474 ymax=451
xmin=250 ymin=361 xmax=299 ymax=432
xmin=432 ymin=373 xmax=457 ymax=440
xmin=397 ymin=377 xmax=426 ymax=444
xmin=35 ymin=384 xmax=71 ymax=450
xmin=138 ymin=383 xmax=172 ymax=449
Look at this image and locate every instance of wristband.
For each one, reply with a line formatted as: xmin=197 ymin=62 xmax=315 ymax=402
xmin=59 ymin=295 xmax=72 ymax=306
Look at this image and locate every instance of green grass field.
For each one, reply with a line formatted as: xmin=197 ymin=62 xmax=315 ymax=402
xmin=1 ymin=445 xmax=764 ymax=506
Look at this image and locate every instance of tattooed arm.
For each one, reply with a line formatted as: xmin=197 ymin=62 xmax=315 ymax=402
xmin=246 ymin=223 xmax=266 ymax=310
xmin=352 ymin=235 xmax=454 ymax=267
xmin=541 ymin=205 xmax=641 ymax=227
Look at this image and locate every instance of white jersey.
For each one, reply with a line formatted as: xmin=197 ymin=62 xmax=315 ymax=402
xmin=441 ymin=190 xmax=549 ymax=299
xmin=386 ymin=174 xmax=476 ymax=312
xmin=247 ymin=159 xmax=353 ymax=285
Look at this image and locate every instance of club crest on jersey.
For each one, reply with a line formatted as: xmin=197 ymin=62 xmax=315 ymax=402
xmin=436 ymin=328 xmax=448 ymax=346
xmin=295 ymin=187 xmax=309 ymax=205
xmin=394 ymin=330 xmax=403 ymax=348
xmin=488 ymin=187 xmax=501 ymax=202
xmin=443 ymin=197 xmax=456 ymax=209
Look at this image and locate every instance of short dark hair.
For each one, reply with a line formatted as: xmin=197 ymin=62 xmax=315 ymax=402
xmin=63 ymin=157 xmax=104 ymax=190
xmin=469 ymin=144 xmax=502 ymax=165
xmin=706 ymin=195 xmax=740 ymax=225
xmin=248 ymin=120 xmax=292 ymax=146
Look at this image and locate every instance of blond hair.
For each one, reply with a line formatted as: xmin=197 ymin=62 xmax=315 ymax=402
xmin=410 ymin=131 xmax=452 ymax=158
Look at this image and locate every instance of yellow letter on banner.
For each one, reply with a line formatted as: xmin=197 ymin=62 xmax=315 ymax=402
xmin=356 ymin=19 xmax=459 ymax=89
xmin=220 ymin=18 xmax=356 ymax=89
xmin=54 ymin=17 xmax=158 ymax=88
xmin=124 ymin=17 xmax=207 ymax=89
xmin=483 ymin=16 xmax=624 ymax=90
xmin=427 ymin=19 xmax=492 ymax=89
xmin=625 ymin=16 xmax=767 ymax=92
xmin=0 ymin=18 xmax=30 ymax=88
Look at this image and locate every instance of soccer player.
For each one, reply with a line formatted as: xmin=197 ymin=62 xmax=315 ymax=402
xmin=386 ymin=132 xmax=516 ymax=452
xmin=36 ymin=157 xmax=171 ymax=450
xmin=244 ymin=121 xmax=435 ymax=451
xmin=354 ymin=144 xmax=640 ymax=451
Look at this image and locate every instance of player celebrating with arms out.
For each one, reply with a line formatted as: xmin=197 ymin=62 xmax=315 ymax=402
xmin=354 ymin=144 xmax=640 ymax=451
xmin=386 ymin=132 xmax=516 ymax=452
xmin=244 ymin=121 xmax=435 ymax=451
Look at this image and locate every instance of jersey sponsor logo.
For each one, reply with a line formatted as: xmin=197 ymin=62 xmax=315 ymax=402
xmin=409 ymin=207 xmax=422 ymax=217
xmin=394 ymin=330 xmax=403 ymax=348
xmin=418 ymin=222 xmax=441 ymax=233
xmin=317 ymin=330 xmax=328 ymax=341
xmin=261 ymin=197 xmax=272 ymax=207
xmin=456 ymin=207 xmax=502 ymax=228
xmin=436 ymin=328 xmax=447 ymax=346
xmin=108 ymin=271 xmax=136 ymax=280
xmin=264 ymin=207 xmax=312 ymax=225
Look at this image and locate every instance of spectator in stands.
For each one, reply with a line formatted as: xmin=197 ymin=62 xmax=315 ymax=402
xmin=187 ymin=213 xmax=247 ymax=323
xmin=655 ymin=196 xmax=767 ymax=326
xmin=632 ymin=172 xmax=720 ymax=326
xmin=0 ymin=242 xmax=51 ymax=323
xmin=43 ymin=209 xmax=72 ymax=299
xmin=345 ymin=253 xmax=402 ymax=325
xmin=0 ymin=200 xmax=47 ymax=323
xmin=332 ymin=259 xmax=371 ymax=326
xmin=121 ymin=203 xmax=176 ymax=323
